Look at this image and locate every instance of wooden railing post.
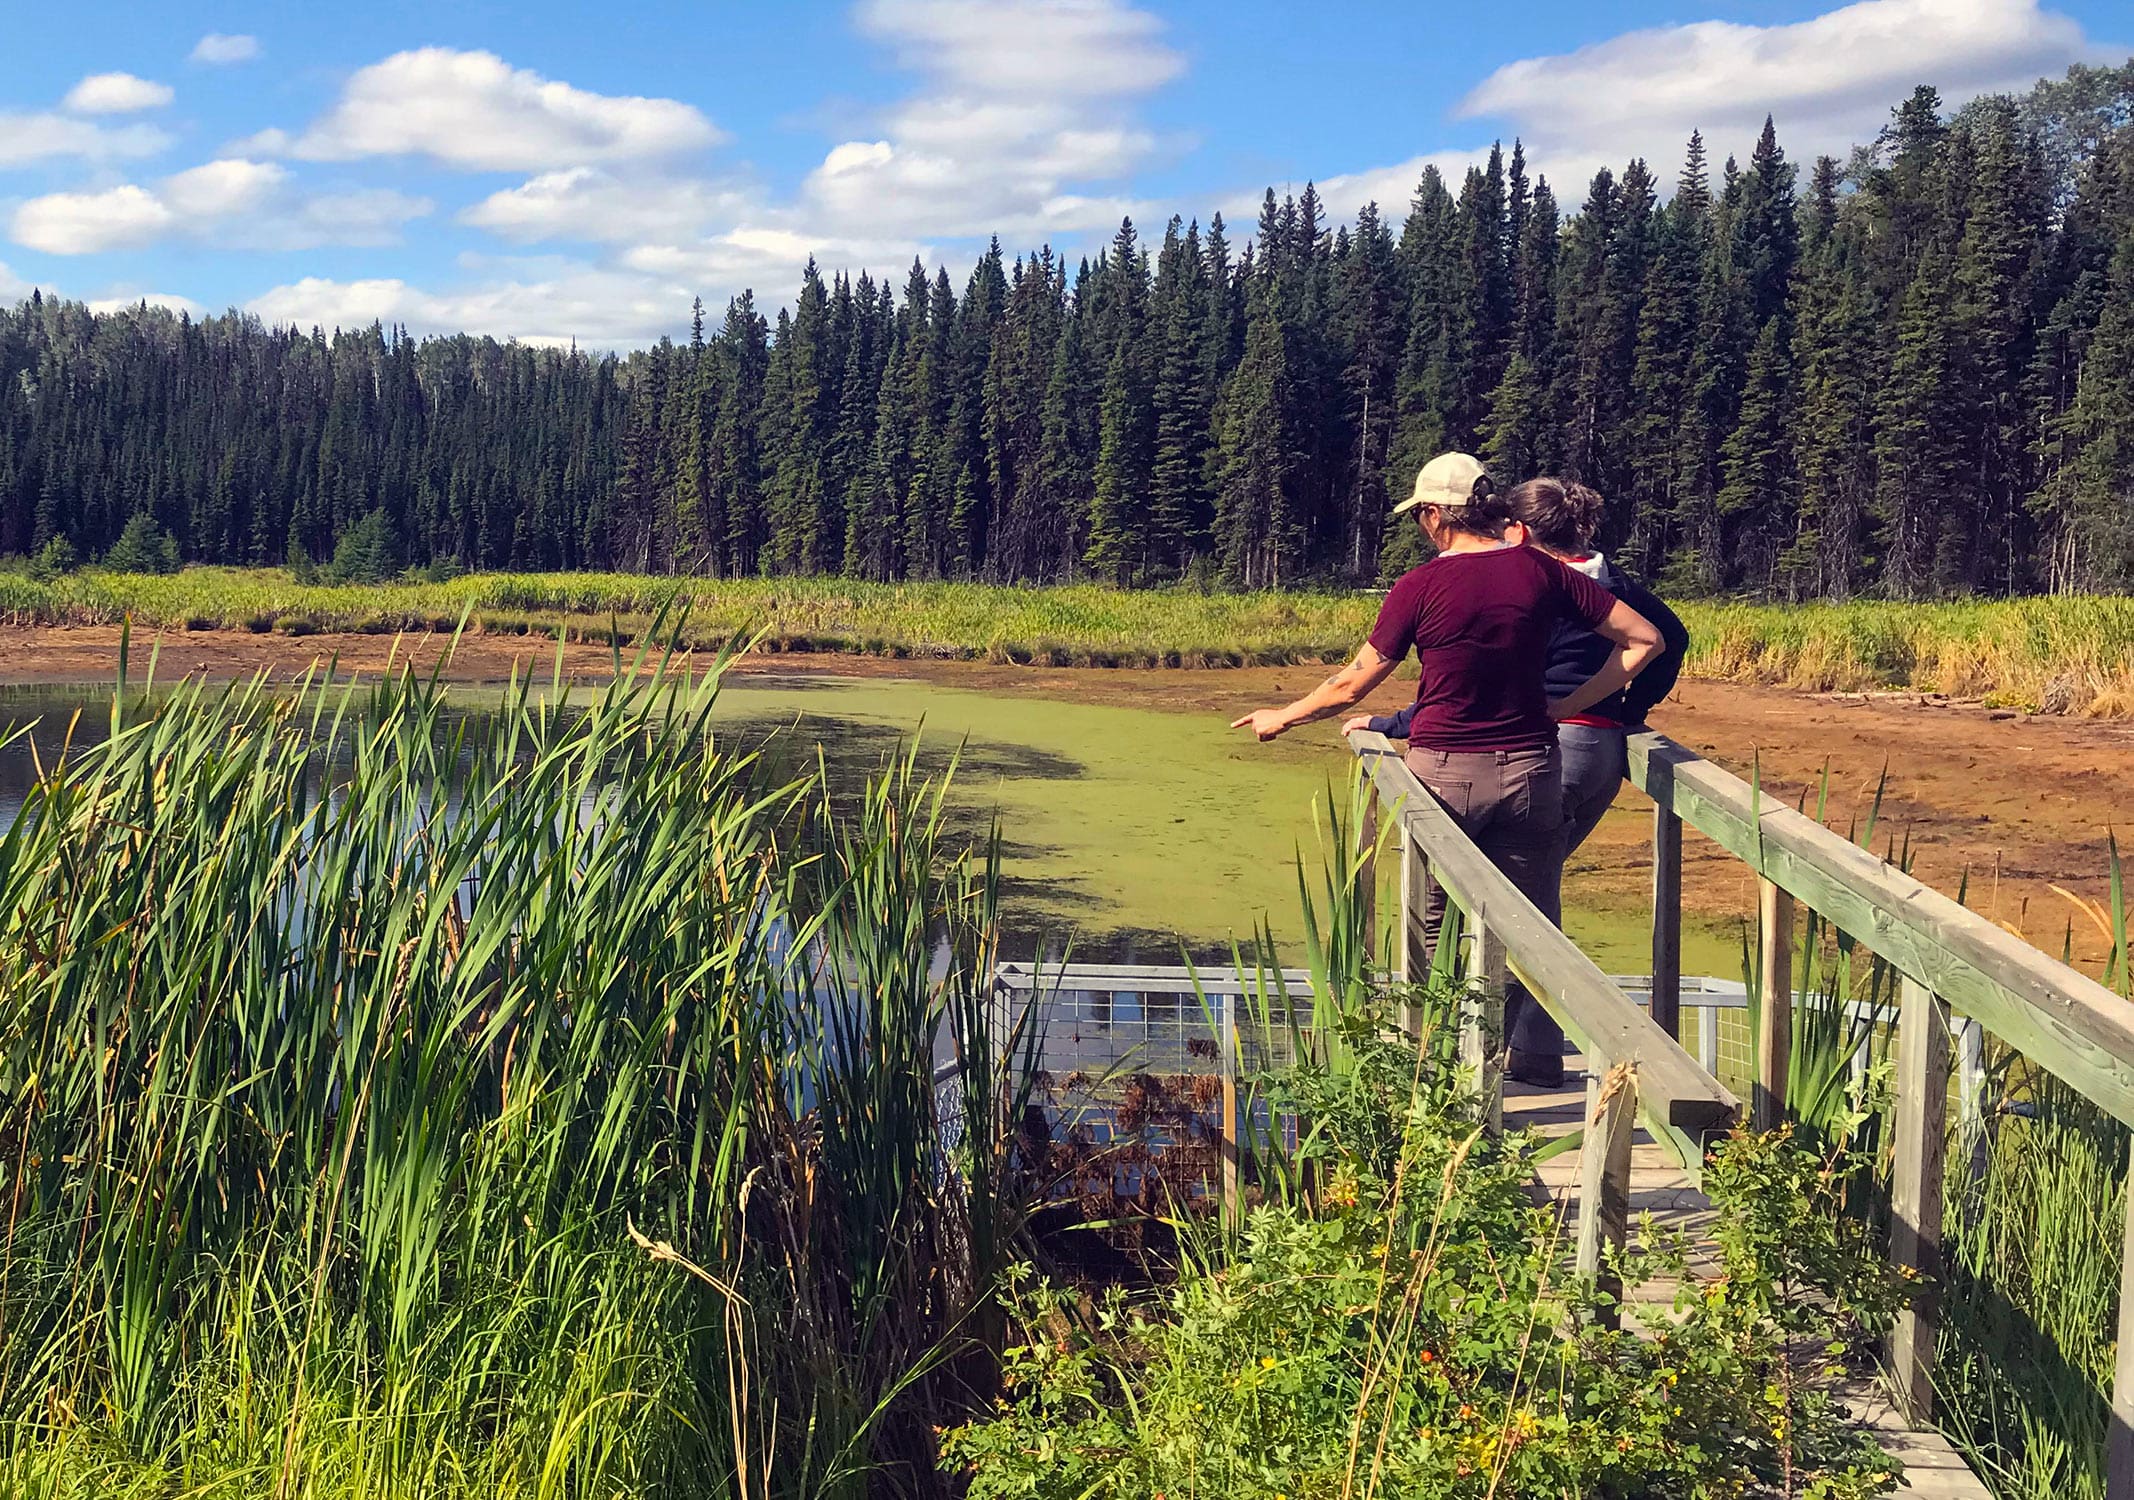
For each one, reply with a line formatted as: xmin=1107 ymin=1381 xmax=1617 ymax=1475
xmin=1397 ymin=827 xmax=1428 ymax=982
xmin=1889 ymin=976 xmax=1950 ymax=1422
xmin=1220 ymin=989 xmax=1240 ymax=1225
xmin=2109 ymin=1136 xmax=2134 ymax=1499
xmin=1755 ymin=878 xmax=1795 ymax=1130
xmin=1577 ymin=1063 xmax=1638 ymax=1322
xmin=1652 ymin=804 xmax=1683 ymax=1040
xmin=1460 ymin=913 xmax=1507 ymax=1131
xmin=1359 ymin=793 xmax=1380 ymax=960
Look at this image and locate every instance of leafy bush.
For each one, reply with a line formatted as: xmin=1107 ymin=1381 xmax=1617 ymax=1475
xmin=947 ymin=998 xmax=1906 ymax=1498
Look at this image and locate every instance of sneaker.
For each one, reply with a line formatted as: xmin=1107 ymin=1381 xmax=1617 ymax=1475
xmin=1506 ymin=1048 xmax=1565 ymax=1088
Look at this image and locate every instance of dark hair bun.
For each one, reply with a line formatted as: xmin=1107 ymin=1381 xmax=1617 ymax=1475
xmin=1504 ymin=476 xmax=1603 ymax=549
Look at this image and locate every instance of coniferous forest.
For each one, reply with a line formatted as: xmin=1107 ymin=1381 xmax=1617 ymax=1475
xmin=6 ymin=68 xmax=2134 ymax=599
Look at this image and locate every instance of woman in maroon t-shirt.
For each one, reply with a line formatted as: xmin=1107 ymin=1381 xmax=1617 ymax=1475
xmin=1231 ymin=453 xmax=1663 ymax=1083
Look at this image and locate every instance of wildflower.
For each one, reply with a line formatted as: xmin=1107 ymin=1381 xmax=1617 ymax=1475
xmin=1261 ymin=1356 xmax=1277 ymax=1370
xmin=1458 ymin=1403 xmax=1474 ymax=1420
xmin=1419 ymin=1349 xmax=1434 ymax=1363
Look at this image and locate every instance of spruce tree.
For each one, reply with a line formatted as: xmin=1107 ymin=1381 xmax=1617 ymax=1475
xmin=1149 ymin=219 xmax=1214 ymax=573
xmin=1213 ymin=280 xmax=1302 ymax=587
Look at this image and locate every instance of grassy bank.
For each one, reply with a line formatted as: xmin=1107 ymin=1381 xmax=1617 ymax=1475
xmin=4 ymin=567 xmax=2132 ymax=712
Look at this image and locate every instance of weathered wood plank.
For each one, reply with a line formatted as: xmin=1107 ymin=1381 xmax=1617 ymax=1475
xmin=1889 ymin=977 xmax=1951 ymax=1422
xmin=1464 ymin=919 xmax=1507 ymax=1132
xmin=1350 ymin=733 xmax=1738 ymax=1170
xmin=1219 ymin=990 xmax=1240 ymax=1225
xmin=2111 ymin=1133 xmax=2134 ymax=1499
xmin=1628 ymin=731 xmax=2134 ymax=1126
xmin=1397 ymin=828 xmax=1429 ymax=1024
xmin=1756 ymin=879 xmax=1794 ymax=1131
xmin=1359 ymin=793 xmax=1380 ymax=957
xmin=1576 ymin=1064 xmax=1637 ymax=1321
xmin=1652 ymin=803 xmax=1683 ymax=1039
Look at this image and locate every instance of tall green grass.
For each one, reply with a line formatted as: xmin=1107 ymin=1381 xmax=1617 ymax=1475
xmin=1682 ymin=595 xmax=2134 ymax=713
xmin=0 ymin=632 xmax=1036 ymax=1497
xmin=5 ymin=568 xmax=2132 ymax=710
xmin=0 ymin=567 xmax=1370 ymax=668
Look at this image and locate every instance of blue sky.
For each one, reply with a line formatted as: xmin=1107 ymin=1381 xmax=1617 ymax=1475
xmin=1 ymin=0 xmax=2125 ymax=346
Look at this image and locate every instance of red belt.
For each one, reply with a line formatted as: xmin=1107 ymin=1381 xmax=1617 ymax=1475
xmin=1561 ymin=714 xmax=1624 ymax=730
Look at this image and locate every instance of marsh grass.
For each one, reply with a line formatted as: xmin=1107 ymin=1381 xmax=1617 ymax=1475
xmin=0 ymin=627 xmax=1041 ymax=1498
xmin=5 ymin=568 xmax=2133 ymax=712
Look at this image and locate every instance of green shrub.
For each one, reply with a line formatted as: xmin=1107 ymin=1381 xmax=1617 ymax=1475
xmin=946 ymin=1002 xmax=1905 ymax=1499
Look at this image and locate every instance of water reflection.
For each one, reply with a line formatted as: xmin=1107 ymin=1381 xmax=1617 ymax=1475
xmin=0 ymin=678 xmax=1287 ymax=965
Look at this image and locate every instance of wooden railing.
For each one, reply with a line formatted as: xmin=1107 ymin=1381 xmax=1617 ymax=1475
xmin=1348 ymin=729 xmax=1740 ymax=1297
xmin=1622 ymin=729 xmax=2134 ymax=1475
xmin=1351 ymin=722 xmax=2134 ymax=1492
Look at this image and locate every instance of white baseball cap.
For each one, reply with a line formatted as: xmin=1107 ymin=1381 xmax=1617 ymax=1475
xmin=1391 ymin=452 xmax=1491 ymax=516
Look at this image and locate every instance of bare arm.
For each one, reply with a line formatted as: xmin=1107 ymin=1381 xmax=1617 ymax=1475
xmin=1549 ymin=599 xmax=1664 ymax=720
xmin=1231 ymin=643 xmax=1399 ymax=741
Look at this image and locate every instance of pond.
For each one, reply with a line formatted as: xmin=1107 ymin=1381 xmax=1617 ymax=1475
xmin=0 ymin=673 xmax=1744 ymax=974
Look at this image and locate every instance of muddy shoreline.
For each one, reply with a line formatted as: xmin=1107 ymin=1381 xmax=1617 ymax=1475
xmin=8 ymin=623 xmax=2130 ymax=969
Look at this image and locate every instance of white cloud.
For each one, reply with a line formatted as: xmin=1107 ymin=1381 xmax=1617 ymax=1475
xmin=86 ymin=291 xmax=207 ymax=317
xmin=161 ymin=158 xmax=286 ymax=217
xmin=1458 ymin=0 xmax=2107 ymax=172
xmin=0 ymin=261 xmax=38 ymax=302
xmin=246 ymin=263 xmax=692 ymax=346
xmin=265 ymin=189 xmax=433 ymax=250
xmin=791 ymin=0 xmax=1179 ymax=243
xmin=10 ymin=160 xmax=430 ymax=255
xmin=12 ymin=186 xmax=174 ymax=254
xmin=190 ymin=33 xmax=261 ymax=65
xmin=621 ymin=225 xmax=932 ymax=290
xmin=854 ymin=0 xmax=1183 ymax=98
xmin=0 ymin=112 xmax=170 ymax=166
xmin=461 ymin=167 xmax=752 ymax=244
xmin=63 ymin=72 xmax=175 ymax=114
xmin=267 ymin=48 xmax=722 ymax=170
xmin=435 ymin=0 xmax=1184 ymax=333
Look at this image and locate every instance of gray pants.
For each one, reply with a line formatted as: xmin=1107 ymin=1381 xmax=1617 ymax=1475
xmin=1405 ymin=744 xmax=1565 ymax=1056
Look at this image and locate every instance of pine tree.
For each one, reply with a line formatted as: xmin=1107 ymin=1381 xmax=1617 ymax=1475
xmin=1035 ymin=263 xmax=1099 ymax=580
xmin=1331 ymin=201 xmax=1404 ymax=576
xmin=1621 ymin=134 xmax=1710 ymax=573
xmin=1149 ymin=219 xmax=1214 ymax=573
xmin=1214 ymin=281 xmax=1302 ymax=587
xmin=674 ymin=296 xmax=714 ymax=572
xmin=1085 ymin=221 xmax=1154 ymax=582
xmin=2036 ymin=220 xmax=2134 ymax=588
xmin=1788 ymin=157 xmax=1879 ymax=599
xmin=1875 ymin=244 xmax=1963 ymax=598
xmin=1948 ymin=98 xmax=2044 ymax=592
xmin=1383 ymin=166 xmax=1467 ymax=577
xmin=711 ymin=293 xmax=769 ymax=576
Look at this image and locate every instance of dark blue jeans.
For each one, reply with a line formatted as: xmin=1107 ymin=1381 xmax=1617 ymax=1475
xmin=1559 ymin=724 xmax=1629 ymax=867
xmin=1514 ymin=724 xmax=1632 ymax=1058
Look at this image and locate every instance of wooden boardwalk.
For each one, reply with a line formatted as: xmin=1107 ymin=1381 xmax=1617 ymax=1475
xmin=1506 ymin=1075 xmax=1990 ymax=1498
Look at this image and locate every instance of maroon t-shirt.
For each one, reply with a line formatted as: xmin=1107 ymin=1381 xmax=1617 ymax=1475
xmin=1368 ymin=545 xmax=1618 ymax=752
